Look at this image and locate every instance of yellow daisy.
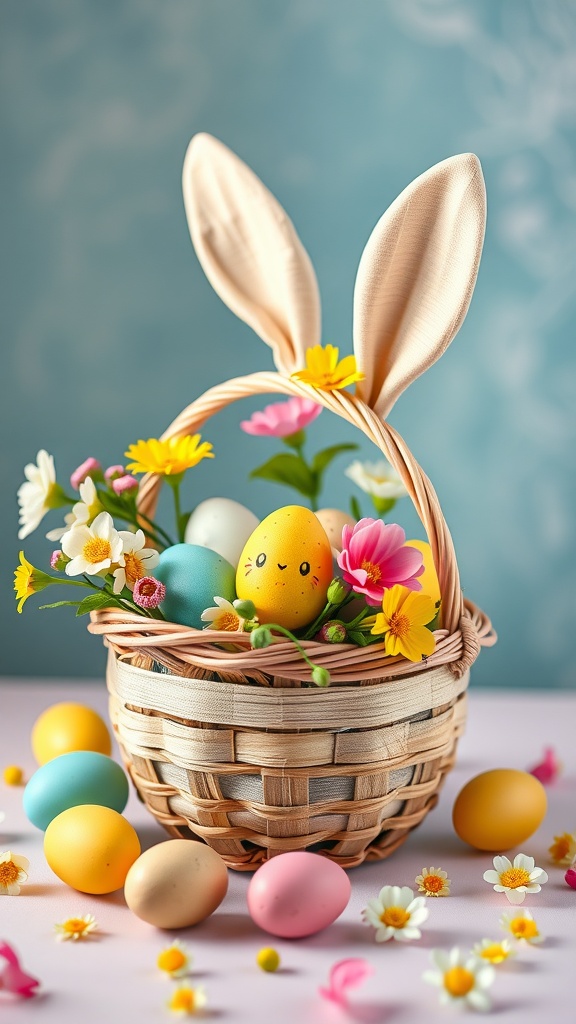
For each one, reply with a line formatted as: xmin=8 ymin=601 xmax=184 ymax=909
xmin=291 ymin=344 xmax=365 ymax=392
xmin=167 ymin=984 xmax=207 ymax=1016
xmin=549 ymin=832 xmax=576 ymax=866
xmin=13 ymin=551 xmax=54 ymax=613
xmin=371 ymin=585 xmax=436 ymax=662
xmin=472 ymin=938 xmax=515 ymax=965
xmin=157 ymin=940 xmax=191 ymax=978
xmin=415 ymin=866 xmax=451 ymax=897
xmin=125 ymin=436 xmax=213 ymax=477
xmin=54 ymin=914 xmax=98 ymax=941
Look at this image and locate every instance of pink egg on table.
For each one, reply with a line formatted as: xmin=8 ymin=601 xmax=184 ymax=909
xmin=247 ymin=851 xmax=351 ymax=938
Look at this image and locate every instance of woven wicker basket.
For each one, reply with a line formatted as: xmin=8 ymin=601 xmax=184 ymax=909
xmin=90 ymin=135 xmax=496 ymax=870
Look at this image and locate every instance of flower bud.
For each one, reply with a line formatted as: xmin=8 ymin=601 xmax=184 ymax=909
xmin=311 ymin=666 xmax=331 ymax=687
xmin=71 ymin=458 xmax=103 ymax=490
xmin=104 ymin=464 xmax=125 ymax=484
xmin=50 ymin=550 xmax=69 ymax=571
xmin=318 ymin=620 xmax=347 ymax=644
xmin=327 ymin=578 xmax=348 ymax=604
xmin=233 ymin=598 xmax=256 ymax=620
xmin=251 ymin=626 xmax=273 ymax=649
xmin=112 ymin=474 xmax=139 ymax=497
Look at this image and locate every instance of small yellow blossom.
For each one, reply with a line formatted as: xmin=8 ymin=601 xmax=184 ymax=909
xmin=54 ymin=914 xmax=98 ymax=941
xmin=472 ymin=938 xmax=515 ymax=965
xmin=3 ymin=766 xmax=24 ymax=786
xmin=0 ymin=851 xmax=29 ymax=895
xmin=13 ymin=552 xmax=55 ymax=613
xmin=291 ymin=344 xmax=365 ymax=392
xmin=256 ymin=947 xmax=280 ymax=972
xmin=167 ymin=984 xmax=207 ymax=1016
xmin=125 ymin=436 xmax=213 ymax=477
xmin=549 ymin=832 xmax=576 ymax=866
xmin=371 ymin=585 xmax=436 ymax=662
xmin=499 ymin=909 xmax=544 ymax=944
xmin=415 ymin=866 xmax=450 ymax=897
xmin=157 ymin=941 xmax=191 ymax=978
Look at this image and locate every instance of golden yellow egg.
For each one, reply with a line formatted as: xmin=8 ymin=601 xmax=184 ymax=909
xmin=406 ymin=539 xmax=441 ymax=605
xmin=44 ymin=804 xmax=140 ymax=894
xmin=236 ymin=506 xmax=333 ymax=630
xmin=452 ymin=769 xmax=547 ymax=851
xmin=32 ymin=702 xmax=111 ymax=765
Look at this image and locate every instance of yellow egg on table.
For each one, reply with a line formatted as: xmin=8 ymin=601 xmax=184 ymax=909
xmin=32 ymin=702 xmax=111 ymax=765
xmin=405 ymin=539 xmax=441 ymax=605
xmin=44 ymin=804 xmax=141 ymax=893
xmin=452 ymin=769 xmax=547 ymax=851
xmin=236 ymin=506 xmax=333 ymax=630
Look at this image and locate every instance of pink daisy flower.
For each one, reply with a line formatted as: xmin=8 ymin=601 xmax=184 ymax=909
xmin=133 ymin=576 xmax=166 ymax=610
xmin=337 ymin=518 xmax=424 ymax=606
xmin=241 ymin=397 xmax=322 ymax=437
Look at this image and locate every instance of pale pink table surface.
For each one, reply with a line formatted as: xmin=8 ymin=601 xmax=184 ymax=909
xmin=1 ymin=680 xmax=574 ymax=1024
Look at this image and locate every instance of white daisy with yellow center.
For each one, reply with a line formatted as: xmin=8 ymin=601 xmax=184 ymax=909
xmin=54 ymin=913 xmax=98 ymax=941
xmin=62 ymin=511 xmax=124 ymax=578
xmin=423 ymin=947 xmax=495 ymax=1010
xmin=47 ymin=476 xmax=103 ymax=541
xmin=472 ymin=938 xmax=515 ymax=964
xmin=113 ymin=530 xmax=159 ymax=594
xmin=18 ymin=449 xmax=64 ymax=539
xmin=415 ymin=866 xmax=451 ymax=897
xmin=157 ymin=940 xmax=191 ymax=978
xmin=362 ymin=885 xmax=429 ymax=943
xmin=500 ymin=908 xmax=544 ymax=944
xmin=344 ymin=460 xmax=407 ymax=500
xmin=201 ymin=597 xmax=245 ymax=632
xmin=483 ymin=853 xmax=548 ymax=904
xmin=167 ymin=983 xmax=207 ymax=1016
xmin=0 ymin=851 xmax=29 ymax=895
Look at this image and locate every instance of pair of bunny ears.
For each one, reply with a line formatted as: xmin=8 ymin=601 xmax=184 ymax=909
xmin=183 ymin=134 xmax=486 ymax=422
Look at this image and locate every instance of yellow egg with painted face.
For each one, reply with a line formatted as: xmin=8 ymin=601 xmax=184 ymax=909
xmin=236 ymin=506 xmax=333 ymax=630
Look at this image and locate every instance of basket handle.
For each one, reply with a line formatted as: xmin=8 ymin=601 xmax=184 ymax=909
xmin=137 ymin=371 xmax=464 ymax=636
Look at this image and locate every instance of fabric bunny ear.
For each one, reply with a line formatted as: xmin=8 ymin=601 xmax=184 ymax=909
xmin=353 ymin=153 xmax=486 ymax=420
xmin=183 ymin=133 xmax=321 ymax=376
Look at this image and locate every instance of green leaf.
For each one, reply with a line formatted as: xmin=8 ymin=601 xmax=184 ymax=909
xmin=39 ymin=600 xmax=82 ymax=610
xmin=250 ymin=454 xmax=317 ymax=499
xmin=311 ymin=443 xmax=358 ymax=478
xmin=75 ymin=591 xmax=118 ymax=616
xmin=347 ymin=629 xmax=372 ymax=647
xmin=350 ymin=495 xmax=362 ymax=521
xmin=282 ymin=430 xmax=306 ymax=451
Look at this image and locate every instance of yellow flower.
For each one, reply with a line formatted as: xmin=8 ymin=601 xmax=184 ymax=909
xmin=549 ymin=832 xmax=576 ymax=866
xmin=472 ymin=938 xmax=515 ymax=965
xmin=13 ymin=552 xmax=54 ymax=613
xmin=371 ymin=585 xmax=436 ymax=662
xmin=157 ymin=941 xmax=191 ymax=978
xmin=291 ymin=344 xmax=365 ymax=392
xmin=167 ymin=984 xmax=207 ymax=1016
xmin=415 ymin=866 xmax=451 ymax=897
xmin=54 ymin=914 xmax=98 ymax=941
xmin=125 ymin=436 xmax=214 ymax=477
xmin=0 ymin=851 xmax=29 ymax=895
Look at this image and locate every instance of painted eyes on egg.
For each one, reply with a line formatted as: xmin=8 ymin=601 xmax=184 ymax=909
xmin=299 ymin=562 xmax=310 ymax=576
xmin=256 ymin=552 xmax=266 ymax=567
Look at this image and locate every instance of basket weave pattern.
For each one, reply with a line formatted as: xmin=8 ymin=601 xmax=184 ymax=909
xmin=92 ymin=374 xmax=495 ymax=869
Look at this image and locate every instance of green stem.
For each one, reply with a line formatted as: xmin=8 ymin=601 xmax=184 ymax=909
xmin=264 ymin=623 xmax=321 ymax=675
xmin=302 ymin=601 xmax=337 ymax=640
xmin=167 ymin=477 xmax=185 ymax=543
xmin=136 ymin=510 xmax=175 ymax=548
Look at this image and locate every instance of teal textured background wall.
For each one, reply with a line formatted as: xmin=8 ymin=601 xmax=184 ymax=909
xmin=2 ymin=1 xmax=575 ymax=687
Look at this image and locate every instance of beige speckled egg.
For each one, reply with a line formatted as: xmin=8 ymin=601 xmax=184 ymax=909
xmin=124 ymin=840 xmax=228 ymax=929
xmin=314 ymin=509 xmax=356 ymax=552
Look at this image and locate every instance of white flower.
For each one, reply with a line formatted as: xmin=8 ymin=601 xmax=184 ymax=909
xmin=344 ymin=460 xmax=407 ymax=500
xmin=362 ymin=885 xmax=429 ymax=942
xmin=157 ymin=940 xmax=192 ymax=978
xmin=0 ymin=851 xmax=29 ymax=895
xmin=415 ymin=866 xmax=451 ymax=897
xmin=499 ymin=908 xmax=544 ymax=944
xmin=47 ymin=476 xmax=102 ymax=540
xmin=112 ymin=530 xmax=159 ymax=594
xmin=483 ymin=853 xmax=548 ymax=905
xmin=62 ymin=511 xmax=124 ymax=577
xmin=423 ymin=947 xmax=495 ymax=1011
xmin=472 ymin=938 xmax=515 ymax=965
xmin=201 ymin=597 xmax=245 ymax=632
xmin=18 ymin=450 xmax=59 ymax=539
xmin=54 ymin=913 xmax=98 ymax=941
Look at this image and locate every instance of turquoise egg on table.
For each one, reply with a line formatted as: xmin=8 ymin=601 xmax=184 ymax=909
xmin=23 ymin=751 xmax=129 ymax=831
xmin=155 ymin=543 xmax=236 ymax=628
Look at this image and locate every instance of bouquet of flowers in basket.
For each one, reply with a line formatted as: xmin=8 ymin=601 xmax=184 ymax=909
xmin=14 ymin=348 xmax=441 ymax=688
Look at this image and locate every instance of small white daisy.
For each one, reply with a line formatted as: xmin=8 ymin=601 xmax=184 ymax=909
xmin=62 ymin=511 xmax=124 ymax=577
xmin=157 ymin=940 xmax=192 ymax=978
xmin=0 ymin=851 xmax=29 ymax=895
xmin=500 ymin=908 xmax=544 ymax=944
xmin=54 ymin=913 xmax=98 ymax=941
xmin=483 ymin=853 xmax=548 ymax=904
xmin=472 ymin=938 xmax=515 ymax=965
xmin=18 ymin=450 xmax=60 ymax=539
xmin=423 ymin=947 xmax=495 ymax=1010
xmin=113 ymin=529 xmax=159 ymax=594
xmin=201 ymin=597 xmax=245 ymax=632
xmin=362 ymin=885 xmax=429 ymax=943
xmin=415 ymin=866 xmax=451 ymax=897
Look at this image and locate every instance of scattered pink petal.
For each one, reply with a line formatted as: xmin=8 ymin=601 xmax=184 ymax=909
xmin=565 ymin=866 xmax=576 ymax=890
xmin=0 ymin=942 xmax=40 ymax=999
xmin=318 ymin=958 xmax=374 ymax=1008
xmin=528 ymin=747 xmax=561 ymax=785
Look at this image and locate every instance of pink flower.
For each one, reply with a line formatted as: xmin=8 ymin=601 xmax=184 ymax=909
xmin=70 ymin=458 xmax=101 ymax=490
xmin=0 ymin=942 xmax=40 ymax=999
xmin=337 ymin=518 xmax=424 ymax=606
xmin=528 ymin=747 xmax=561 ymax=785
xmin=112 ymin=474 xmax=139 ymax=497
xmin=104 ymin=464 xmax=125 ymax=484
xmin=133 ymin=576 xmax=166 ymax=610
xmin=241 ymin=397 xmax=322 ymax=437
